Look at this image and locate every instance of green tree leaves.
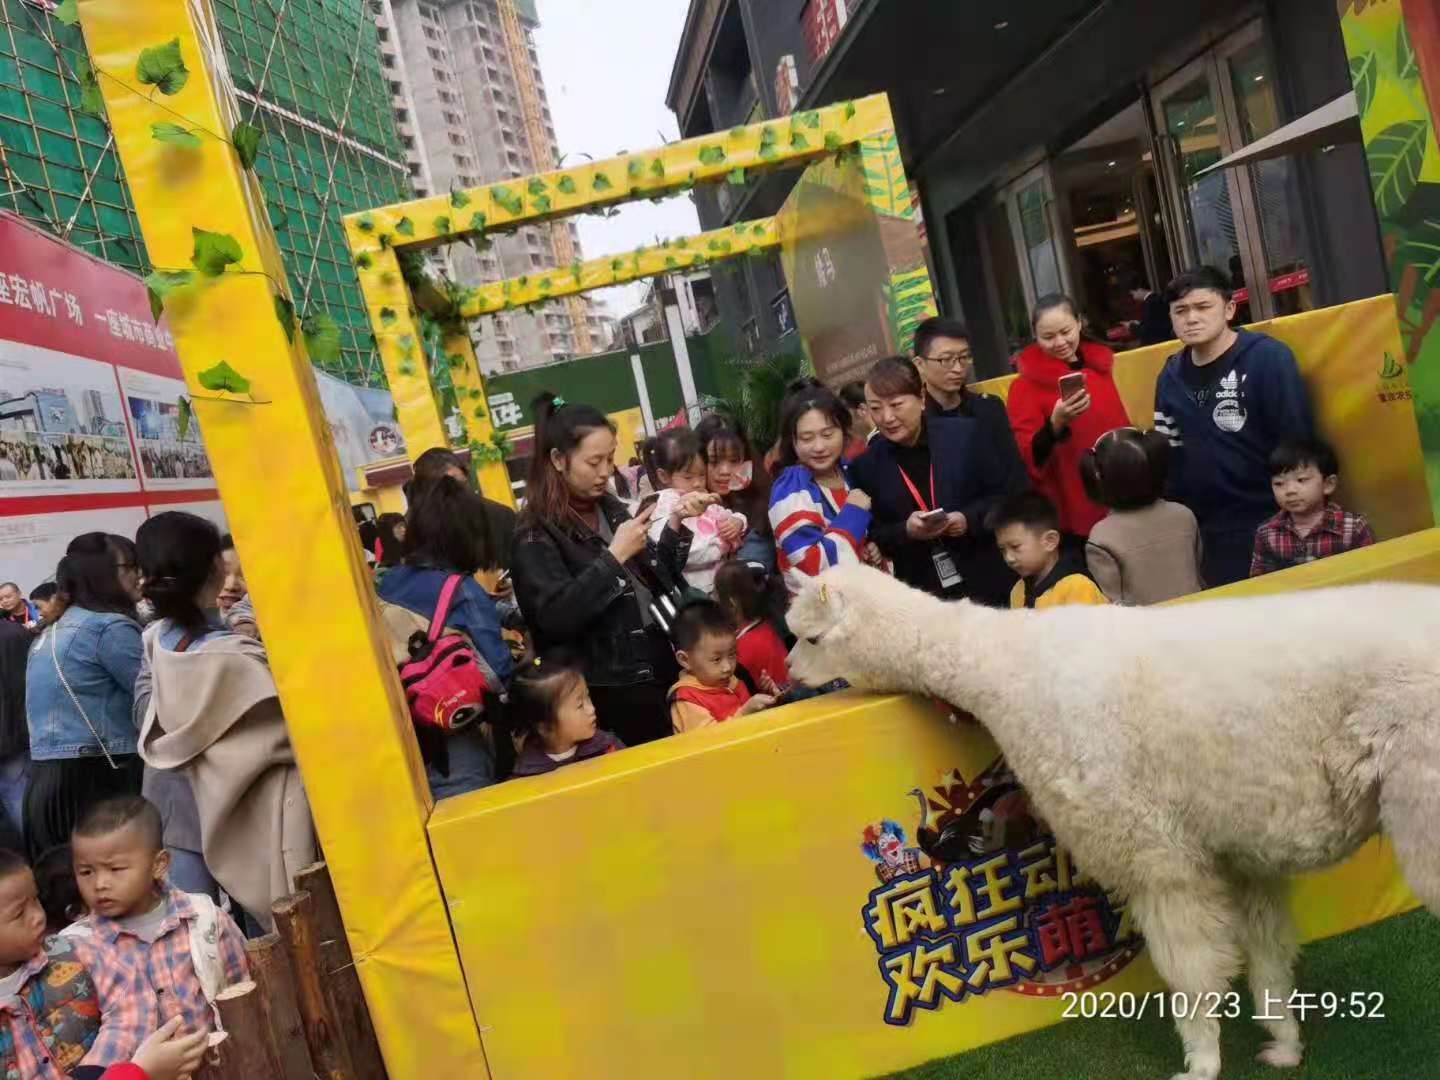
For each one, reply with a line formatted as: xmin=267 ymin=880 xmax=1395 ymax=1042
xmin=232 ymin=121 xmax=262 ymax=169
xmin=144 ymin=270 xmax=194 ymax=322
xmin=302 ymin=312 xmax=341 ymax=366
xmin=1369 ymin=120 xmax=1429 ymax=219
xmin=698 ymin=145 xmax=726 ymax=166
xmin=136 ymin=38 xmax=189 ymax=96
xmin=197 ymin=361 xmax=251 ymax=395
xmin=151 ymin=122 xmax=202 ymax=149
xmin=1397 ymin=20 xmax=1419 ymax=82
xmin=73 ymin=55 xmax=105 ymax=117
xmin=274 ymin=293 xmax=296 ymax=343
xmin=54 ymin=0 xmax=79 ymax=25
xmin=191 ymin=228 xmax=242 ymax=276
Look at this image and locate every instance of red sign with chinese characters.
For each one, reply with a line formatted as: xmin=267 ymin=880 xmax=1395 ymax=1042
xmin=801 ymin=0 xmax=848 ymax=65
xmin=0 ymin=213 xmax=220 ymax=586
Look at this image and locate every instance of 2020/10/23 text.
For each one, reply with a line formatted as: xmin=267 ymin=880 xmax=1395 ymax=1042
xmin=1061 ymin=991 xmax=1386 ymax=1022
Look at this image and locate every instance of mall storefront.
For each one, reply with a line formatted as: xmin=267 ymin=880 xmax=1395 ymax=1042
xmin=736 ymin=0 xmax=1390 ymax=379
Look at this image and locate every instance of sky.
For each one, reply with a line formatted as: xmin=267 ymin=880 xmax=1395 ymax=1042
xmin=532 ymin=1 xmax=701 ymax=317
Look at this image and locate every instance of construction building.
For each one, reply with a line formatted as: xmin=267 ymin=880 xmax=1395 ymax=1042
xmin=372 ymin=0 xmax=609 ymax=374
xmin=0 ymin=0 xmax=412 ymax=388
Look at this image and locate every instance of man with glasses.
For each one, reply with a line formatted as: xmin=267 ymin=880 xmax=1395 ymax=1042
xmin=913 ymin=317 xmax=1025 ymax=493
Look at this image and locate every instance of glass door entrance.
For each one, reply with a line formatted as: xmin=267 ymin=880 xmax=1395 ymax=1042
xmin=1151 ymin=21 xmax=1313 ymax=322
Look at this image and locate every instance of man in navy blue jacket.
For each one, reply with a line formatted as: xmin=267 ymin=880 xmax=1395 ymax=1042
xmin=1153 ymin=267 xmax=1316 ymax=587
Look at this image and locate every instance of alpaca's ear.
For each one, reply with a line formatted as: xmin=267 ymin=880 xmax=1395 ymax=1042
xmin=812 ymin=578 xmax=848 ymax=632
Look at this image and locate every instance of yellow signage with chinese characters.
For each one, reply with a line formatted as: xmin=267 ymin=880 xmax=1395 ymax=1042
xmin=427 ymin=526 xmax=1432 ymax=1079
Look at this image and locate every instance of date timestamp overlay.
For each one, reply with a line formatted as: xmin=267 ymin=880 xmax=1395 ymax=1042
xmin=1061 ymin=990 xmax=1385 ymax=1022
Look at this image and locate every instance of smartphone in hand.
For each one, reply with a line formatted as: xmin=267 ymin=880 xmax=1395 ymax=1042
xmin=1058 ymin=371 xmax=1086 ymax=400
xmin=919 ymin=508 xmax=948 ymax=527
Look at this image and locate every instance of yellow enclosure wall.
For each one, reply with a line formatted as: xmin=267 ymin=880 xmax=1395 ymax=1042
xmin=428 ymin=531 xmax=1433 ymax=1079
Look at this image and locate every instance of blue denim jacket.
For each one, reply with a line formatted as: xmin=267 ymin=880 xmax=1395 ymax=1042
xmin=25 ymin=606 xmax=143 ymax=761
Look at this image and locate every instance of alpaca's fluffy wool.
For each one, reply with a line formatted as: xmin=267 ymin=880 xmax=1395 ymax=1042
xmin=788 ymin=565 xmax=1440 ymax=1080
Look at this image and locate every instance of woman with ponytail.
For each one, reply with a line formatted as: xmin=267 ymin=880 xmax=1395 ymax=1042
xmin=512 ymin=394 xmax=713 ymax=745
xmin=133 ymin=512 xmax=315 ymax=928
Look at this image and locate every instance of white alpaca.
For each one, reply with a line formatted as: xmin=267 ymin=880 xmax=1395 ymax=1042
xmin=786 ymin=565 xmax=1440 ymax=1080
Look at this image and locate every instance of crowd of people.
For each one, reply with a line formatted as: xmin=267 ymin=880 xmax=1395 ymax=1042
xmin=137 ymin=444 xmax=213 ymax=482
xmin=0 ymin=433 xmax=137 ymax=484
xmin=0 ymin=264 xmax=1379 ymax=1077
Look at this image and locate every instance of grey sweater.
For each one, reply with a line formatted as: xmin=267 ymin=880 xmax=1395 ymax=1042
xmin=1085 ymin=500 xmax=1205 ymax=606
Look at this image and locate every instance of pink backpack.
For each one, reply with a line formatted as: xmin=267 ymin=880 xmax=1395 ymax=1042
xmin=395 ymin=575 xmax=498 ymax=731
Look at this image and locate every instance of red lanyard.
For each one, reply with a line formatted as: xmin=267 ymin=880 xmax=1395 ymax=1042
xmin=897 ymin=462 xmax=936 ymax=513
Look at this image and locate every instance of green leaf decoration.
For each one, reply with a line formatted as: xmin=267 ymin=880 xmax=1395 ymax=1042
xmin=451 ymin=188 xmax=471 ymax=209
xmin=843 ymin=101 xmax=857 ymax=121
xmin=592 ymin=172 xmax=614 ymax=191
xmin=398 ymin=362 xmax=416 ymax=377
xmin=1398 ymin=219 xmax=1440 ymax=285
xmin=491 ymin=185 xmax=524 ymax=215
xmin=190 ymin=228 xmax=242 ymax=277
xmin=707 ymin=239 xmax=732 ymax=254
xmin=650 ymin=158 xmax=666 ymax=178
xmin=751 ymin=223 xmax=766 ymax=238
xmin=231 ymin=121 xmax=261 ymax=169
xmin=473 ymin=407 xmax=487 ymax=420
xmin=396 ymin=216 xmax=415 ymax=237
xmin=538 ymin=277 xmax=552 ymax=291
xmin=151 ymin=122 xmax=201 ymax=149
xmin=379 ymin=306 xmax=398 ymax=327
xmin=355 ymin=214 xmax=375 ymax=233
xmin=1368 ymin=120 xmax=1429 ymax=218
xmin=698 ymin=145 xmax=726 ymax=166
xmin=527 ymin=177 xmax=547 ymax=196
xmin=143 ymin=270 xmax=192 ymax=322
xmin=726 ymin=167 xmax=747 ymax=186
xmin=824 ymin=131 xmax=844 ymax=152
xmin=801 ymin=111 xmax=821 ymax=130
xmin=628 ymin=159 xmax=644 ymax=179
xmin=197 ymin=360 xmax=251 ymax=395
xmin=136 ymin=38 xmax=189 ymax=96
xmin=664 ymin=255 xmax=678 ymax=268
xmin=532 ymin=194 xmax=552 ymax=213
xmin=570 ymin=260 xmax=583 ymax=279
xmin=378 ymin=233 xmax=392 ymax=249
xmin=729 ymin=126 xmax=747 ymax=139
xmin=447 ymin=353 xmax=465 ymax=368
xmin=55 ymin=0 xmax=79 ymax=24
xmin=759 ymin=144 xmax=778 ymax=161
xmin=1398 ymin=20 xmax=1419 ymax=82
xmin=355 ymin=252 xmax=373 ymax=270
xmin=73 ymin=55 xmax=105 ymax=117
xmin=790 ymin=131 xmax=809 ymax=151
xmin=610 ymin=258 xmax=624 ymax=272
xmin=433 ymin=215 xmax=451 ymax=233
xmin=397 ymin=333 xmax=416 ymax=355
xmin=177 ymin=396 xmax=192 ymax=442
xmin=557 ymin=175 xmax=577 ymax=195
xmin=273 ymin=293 xmax=296 ymax=342
xmin=517 ymin=275 xmax=530 ymax=288
xmin=301 ymin=312 xmax=341 ymax=365
xmin=1349 ymin=54 xmax=1377 ymax=119
xmin=759 ymin=126 xmax=777 ymax=148
xmin=469 ymin=211 xmax=488 ymax=232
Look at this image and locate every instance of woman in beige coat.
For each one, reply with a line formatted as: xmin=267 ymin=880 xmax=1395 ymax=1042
xmin=133 ymin=512 xmax=314 ymax=929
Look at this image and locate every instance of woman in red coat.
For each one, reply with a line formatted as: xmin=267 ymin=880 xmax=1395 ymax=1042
xmin=1007 ymin=295 xmax=1132 ymax=538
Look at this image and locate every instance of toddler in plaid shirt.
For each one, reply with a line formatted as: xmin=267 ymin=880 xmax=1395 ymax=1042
xmin=63 ymin=797 xmax=247 ymax=1070
xmin=1251 ymin=438 xmax=1375 ymax=577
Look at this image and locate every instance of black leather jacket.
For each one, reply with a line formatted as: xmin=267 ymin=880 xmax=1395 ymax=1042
xmin=512 ymin=495 xmax=691 ymax=688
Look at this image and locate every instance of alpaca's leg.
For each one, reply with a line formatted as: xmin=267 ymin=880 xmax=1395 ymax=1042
xmin=1131 ymin=874 xmax=1244 ymax=1080
xmin=1232 ymin=876 xmax=1303 ymax=1069
xmin=1379 ymin=709 xmax=1440 ymax=915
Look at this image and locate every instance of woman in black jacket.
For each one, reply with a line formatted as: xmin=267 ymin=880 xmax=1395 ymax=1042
xmin=850 ymin=357 xmax=1016 ymax=607
xmin=512 ymin=395 xmax=712 ymax=746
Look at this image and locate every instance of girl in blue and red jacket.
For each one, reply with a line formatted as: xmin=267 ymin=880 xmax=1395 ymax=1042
xmin=1007 ymin=294 xmax=1132 ymax=539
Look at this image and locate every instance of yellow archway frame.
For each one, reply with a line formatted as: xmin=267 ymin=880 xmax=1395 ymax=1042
xmin=342 ymin=95 xmax=900 ymax=507
xmin=77 ymin=0 xmax=904 ymax=1073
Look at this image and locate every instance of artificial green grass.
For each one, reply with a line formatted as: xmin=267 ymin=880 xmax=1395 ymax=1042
xmin=880 ymin=909 xmax=1439 ymax=1080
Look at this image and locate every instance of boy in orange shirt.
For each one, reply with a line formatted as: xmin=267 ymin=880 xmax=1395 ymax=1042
xmin=668 ymin=601 xmax=777 ymax=733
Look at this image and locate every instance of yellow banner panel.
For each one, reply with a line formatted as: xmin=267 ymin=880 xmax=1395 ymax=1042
xmin=345 ymin=96 xmax=892 ymax=249
xmin=429 ymin=533 xmax=1434 ymax=1079
xmin=975 ymin=296 xmax=1435 ymax=541
xmin=456 ymin=218 xmax=781 ymax=319
xmin=80 ymin=2 xmax=487 ymax=1075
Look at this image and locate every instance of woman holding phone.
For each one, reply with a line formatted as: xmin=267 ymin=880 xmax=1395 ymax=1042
xmin=1007 ymin=294 xmax=1131 ymax=539
xmin=850 ymin=357 xmax=1014 ymax=606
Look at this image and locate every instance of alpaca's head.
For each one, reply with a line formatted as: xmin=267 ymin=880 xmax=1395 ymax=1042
xmin=787 ymin=564 xmax=948 ymax=692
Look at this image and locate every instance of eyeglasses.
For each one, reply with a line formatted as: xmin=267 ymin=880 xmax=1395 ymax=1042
xmin=921 ymin=352 xmax=972 ymax=368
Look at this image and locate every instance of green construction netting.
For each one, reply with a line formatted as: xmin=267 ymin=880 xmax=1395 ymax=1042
xmin=0 ymin=0 xmax=413 ymax=389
